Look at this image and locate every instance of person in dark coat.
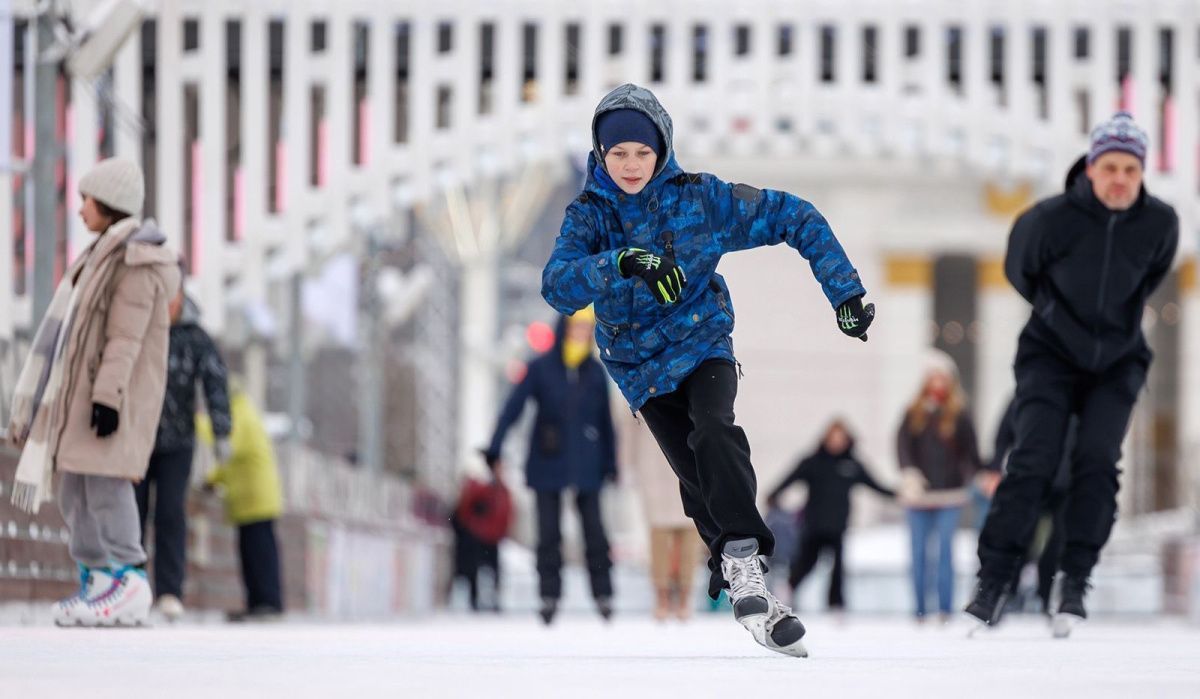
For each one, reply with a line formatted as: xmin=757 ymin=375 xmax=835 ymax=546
xmin=967 ymin=112 xmax=1179 ymax=635
xmin=134 ymin=290 xmax=232 ymax=620
xmin=767 ymin=419 xmax=892 ymax=611
xmin=451 ymin=459 xmax=512 ymax=613
xmin=483 ymin=306 xmax=616 ymax=625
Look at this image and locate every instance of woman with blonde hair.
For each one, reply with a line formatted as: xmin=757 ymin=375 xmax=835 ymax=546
xmin=896 ymin=350 xmax=982 ymax=623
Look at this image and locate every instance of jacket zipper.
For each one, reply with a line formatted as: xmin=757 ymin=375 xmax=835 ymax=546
xmin=1092 ymin=213 xmax=1117 ymax=370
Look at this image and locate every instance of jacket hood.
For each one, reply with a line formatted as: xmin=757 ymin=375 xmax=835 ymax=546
xmin=124 ymin=218 xmax=177 ymax=267
xmin=176 ymin=295 xmax=202 ymax=327
xmin=590 ymin=83 xmax=675 ymax=181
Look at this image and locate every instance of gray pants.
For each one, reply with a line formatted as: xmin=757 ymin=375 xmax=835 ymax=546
xmin=59 ymin=472 xmax=146 ymax=568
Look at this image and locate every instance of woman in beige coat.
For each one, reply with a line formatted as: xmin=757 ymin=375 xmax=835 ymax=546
xmin=8 ymin=158 xmax=179 ymax=627
xmin=618 ymin=410 xmax=704 ymax=621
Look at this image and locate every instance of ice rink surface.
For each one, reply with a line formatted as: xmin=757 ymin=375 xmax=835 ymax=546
xmin=2 ymin=613 xmax=1198 ymax=698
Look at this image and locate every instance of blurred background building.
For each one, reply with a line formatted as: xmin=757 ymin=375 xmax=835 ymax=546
xmin=1 ymin=0 xmax=1198 ymax=617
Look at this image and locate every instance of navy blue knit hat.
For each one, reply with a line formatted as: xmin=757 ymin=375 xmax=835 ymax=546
xmin=1088 ymin=111 xmax=1148 ymax=166
xmin=596 ymin=109 xmax=663 ymax=156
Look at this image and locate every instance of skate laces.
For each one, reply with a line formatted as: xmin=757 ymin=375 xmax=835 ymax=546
xmin=86 ymin=567 xmax=141 ymax=608
xmin=723 ymin=555 xmax=768 ymax=602
xmin=767 ymin=593 xmax=794 ymax=625
xmin=85 ymin=577 xmax=124 ymax=608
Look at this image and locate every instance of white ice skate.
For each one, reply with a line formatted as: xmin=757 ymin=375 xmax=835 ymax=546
xmin=82 ymin=567 xmax=153 ymax=628
xmin=52 ymin=567 xmax=114 ymax=627
xmin=1052 ymin=613 xmax=1083 ymax=639
xmin=721 ymin=539 xmax=810 ymax=658
xmin=154 ymin=594 xmax=185 ymax=623
xmin=1050 ymin=574 xmax=1089 ymax=639
xmin=721 ymin=538 xmax=775 ymax=647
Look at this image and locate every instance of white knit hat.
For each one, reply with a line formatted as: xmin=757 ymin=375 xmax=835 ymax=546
xmin=921 ymin=347 xmax=960 ymax=380
xmin=78 ymin=157 xmax=144 ymax=216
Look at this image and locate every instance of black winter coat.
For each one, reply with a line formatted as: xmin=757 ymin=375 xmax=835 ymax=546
xmin=1006 ymin=156 xmax=1178 ymax=372
xmin=769 ymin=445 xmax=893 ymax=534
xmin=486 ymin=316 xmax=616 ymax=492
xmin=153 ymin=298 xmax=232 ymax=454
xmin=897 ymin=409 xmax=982 ymax=492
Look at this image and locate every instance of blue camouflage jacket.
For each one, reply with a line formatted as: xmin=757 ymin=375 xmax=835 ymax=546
xmin=542 ymin=84 xmax=866 ymax=411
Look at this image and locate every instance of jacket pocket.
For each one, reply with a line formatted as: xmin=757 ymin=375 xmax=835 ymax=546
xmin=657 ymin=291 xmax=731 ymax=344
xmin=595 ymin=318 xmax=639 ymax=363
xmin=536 ymin=422 xmax=563 ymax=456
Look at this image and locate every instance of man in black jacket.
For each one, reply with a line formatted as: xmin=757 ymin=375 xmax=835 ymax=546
xmin=966 ymin=112 xmax=1178 ymax=636
xmin=767 ymin=420 xmax=893 ymax=611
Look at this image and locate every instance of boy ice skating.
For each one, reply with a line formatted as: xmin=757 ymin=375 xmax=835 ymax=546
xmin=965 ymin=112 xmax=1178 ymax=638
xmin=7 ymin=157 xmax=180 ymax=627
xmin=542 ymin=84 xmax=874 ymax=656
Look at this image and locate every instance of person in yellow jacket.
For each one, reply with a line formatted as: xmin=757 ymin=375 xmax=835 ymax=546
xmin=197 ymin=383 xmax=284 ymax=620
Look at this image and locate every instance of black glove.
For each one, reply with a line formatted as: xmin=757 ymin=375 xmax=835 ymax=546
xmin=617 ymin=247 xmax=687 ymax=305
xmin=478 ymin=448 xmax=501 ymax=470
xmin=91 ymin=403 xmax=119 ymax=438
xmin=835 ymin=295 xmax=875 ymax=342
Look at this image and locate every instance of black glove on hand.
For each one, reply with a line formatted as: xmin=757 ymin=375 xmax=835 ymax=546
xmin=478 ymin=448 xmax=501 ymax=470
xmin=836 ymin=295 xmax=875 ymax=342
xmin=91 ymin=403 xmax=119 ymax=438
xmin=618 ymin=247 xmax=688 ymax=305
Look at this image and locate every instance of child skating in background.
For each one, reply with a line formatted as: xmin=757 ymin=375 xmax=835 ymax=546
xmin=7 ymin=157 xmax=179 ymax=627
xmin=542 ymin=84 xmax=875 ymax=657
xmin=200 ymin=381 xmax=285 ymax=621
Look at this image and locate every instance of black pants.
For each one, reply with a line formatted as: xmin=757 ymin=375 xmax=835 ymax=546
xmin=238 ymin=519 xmax=283 ymax=612
xmin=452 ymin=516 xmax=501 ymax=611
xmin=978 ymin=341 xmax=1146 ymax=582
xmin=535 ymin=489 xmax=612 ymax=600
xmin=788 ymin=529 xmax=846 ymax=609
xmin=638 ymin=359 xmax=775 ymax=599
xmin=134 ymin=448 xmax=193 ymax=598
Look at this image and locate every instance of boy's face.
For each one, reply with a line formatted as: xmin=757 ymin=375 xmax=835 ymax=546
xmin=604 ymin=141 xmax=658 ymax=195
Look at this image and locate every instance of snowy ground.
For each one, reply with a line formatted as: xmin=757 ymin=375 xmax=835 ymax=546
xmin=1 ymin=613 xmax=1197 ymax=698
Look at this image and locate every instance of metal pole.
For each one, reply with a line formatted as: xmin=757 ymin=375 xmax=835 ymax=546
xmin=31 ymin=1 xmax=58 ymax=325
xmin=0 ymin=0 xmax=16 ymax=342
xmin=287 ymin=270 xmax=307 ymax=443
xmin=358 ymin=229 xmax=383 ymax=472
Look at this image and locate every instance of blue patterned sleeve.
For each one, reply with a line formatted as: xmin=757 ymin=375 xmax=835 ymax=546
xmin=708 ymin=177 xmax=866 ymax=308
xmin=541 ymin=202 xmax=620 ymax=314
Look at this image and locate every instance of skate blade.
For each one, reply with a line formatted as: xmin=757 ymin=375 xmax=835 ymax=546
xmin=767 ymin=639 xmax=809 ymax=658
xmin=964 ymin=613 xmax=991 ymax=639
xmin=1052 ymin=613 xmax=1082 ymax=639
